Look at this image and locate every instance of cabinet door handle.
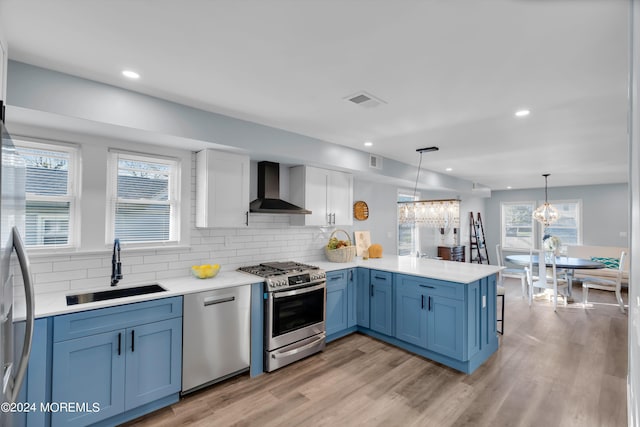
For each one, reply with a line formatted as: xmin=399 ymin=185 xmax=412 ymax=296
xmin=421 ymin=295 xmax=425 ymax=309
xmin=428 ymin=296 xmax=432 ymax=311
xmin=419 ymin=284 xmax=435 ymax=289
xmin=118 ymin=332 xmax=121 ymax=356
xmin=245 ymin=211 xmax=249 ymax=226
xmin=370 ymin=284 xmax=374 ymax=297
xmin=131 ymin=330 xmax=135 ymax=352
xmin=332 ymin=213 xmax=336 ymax=224
xmin=349 ymin=270 xmax=353 ymax=281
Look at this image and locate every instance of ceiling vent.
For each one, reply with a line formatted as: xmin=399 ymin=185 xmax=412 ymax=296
xmin=345 ymin=91 xmax=387 ymax=108
xmin=369 ymin=154 xmax=383 ymax=169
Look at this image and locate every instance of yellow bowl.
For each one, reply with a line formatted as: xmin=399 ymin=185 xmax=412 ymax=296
xmin=191 ymin=264 xmax=221 ymax=279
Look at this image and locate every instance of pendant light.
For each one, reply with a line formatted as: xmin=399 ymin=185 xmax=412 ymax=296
xmin=397 ymin=147 xmax=460 ymax=228
xmin=532 ymin=173 xmax=559 ymax=226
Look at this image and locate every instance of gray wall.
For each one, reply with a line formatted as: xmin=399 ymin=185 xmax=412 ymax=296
xmin=485 ymin=183 xmax=629 ymax=262
xmin=353 ymin=177 xmax=486 ymax=259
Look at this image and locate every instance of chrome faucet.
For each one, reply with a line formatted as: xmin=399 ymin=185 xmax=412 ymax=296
xmin=111 ymin=238 xmax=123 ymax=286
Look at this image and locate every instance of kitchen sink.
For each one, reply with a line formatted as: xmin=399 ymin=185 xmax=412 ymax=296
xmin=66 ymin=284 xmax=166 ymax=306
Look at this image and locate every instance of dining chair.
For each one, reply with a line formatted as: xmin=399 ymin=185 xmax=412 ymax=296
xmin=495 ymin=244 xmax=528 ymax=298
xmin=582 ymin=251 xmax=627 ymax=313
xmin=526 ymin=248 xmax=569 ymax=311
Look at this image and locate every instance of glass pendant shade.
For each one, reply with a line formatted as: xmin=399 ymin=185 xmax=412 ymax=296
xmin=532 ymin=174 xmax=559 ymax=226
xmin=398 ymin=199 xmax=460 ymax=228
xmin=532 ymin=202 xmax=559 ymax=226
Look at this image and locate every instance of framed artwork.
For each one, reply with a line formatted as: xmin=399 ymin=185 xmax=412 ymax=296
xmin=355 ymin=231 xmax=371 ymax=256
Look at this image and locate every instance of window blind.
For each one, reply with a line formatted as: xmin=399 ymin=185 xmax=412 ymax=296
xmin=17 ymin=145 xmax=74 ymax=247
xmin=112 ymin=155 xmax=176 ymax=243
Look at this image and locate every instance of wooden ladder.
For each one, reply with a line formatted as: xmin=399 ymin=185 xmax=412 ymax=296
xmin=469 ymin=212 xmax=490 ymax=264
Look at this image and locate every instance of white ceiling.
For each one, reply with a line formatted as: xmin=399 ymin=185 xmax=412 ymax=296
xmin=0 ymin=0 xmax=630 ymax=190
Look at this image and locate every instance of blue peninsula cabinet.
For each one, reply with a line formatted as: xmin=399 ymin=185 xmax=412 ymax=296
xmin=50 ymin=297 xmax=183 ymax=427
xmin=325 ymin=265 xmax=498 ymax=375
xmin=395 ymin=275 xmax=464 ymax=359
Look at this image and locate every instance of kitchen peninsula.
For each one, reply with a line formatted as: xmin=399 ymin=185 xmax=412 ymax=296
xmin=317 ymin=257 xmax=502 ymax=375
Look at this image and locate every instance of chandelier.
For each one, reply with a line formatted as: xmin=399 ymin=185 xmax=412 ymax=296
xmin=532 ymin=173 xmax=559 ymax=226
xmin=397 ymin=146 xmax=461 ymax=228
xmin=398 ymin=198 xmax=460 ymax=228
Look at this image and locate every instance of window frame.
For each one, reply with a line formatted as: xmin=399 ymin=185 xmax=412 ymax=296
xmin=14 ymin=138 xmax=80 ymax=249
xmin=397 ymin=190 xmax=420 ymax=256
xmin=106 ymin=149 xmax=181 ymax=247
xmin=500 ymin=201 xmax=536 ymax=250
xmin=543 ymin=199 xmax=583 ymax=246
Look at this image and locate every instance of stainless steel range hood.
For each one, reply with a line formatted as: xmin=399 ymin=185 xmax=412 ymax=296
xmin=250 ymin=161 xmax=311 ymax=214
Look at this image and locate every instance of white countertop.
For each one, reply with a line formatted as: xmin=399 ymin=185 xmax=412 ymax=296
xmin=314 ymin=256 xmax=502 ymax=284
xmin=14 ymin=270 xmax=260 ymax=321
xmin=14 ymin=256 xmax=501 ymax=321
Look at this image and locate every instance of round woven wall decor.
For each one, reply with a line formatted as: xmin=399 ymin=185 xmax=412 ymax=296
xmin=353 ymin=201 xmax=369 ymax=221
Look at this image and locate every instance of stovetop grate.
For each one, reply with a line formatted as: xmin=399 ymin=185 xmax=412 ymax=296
xmin=237 ymin=261 xmax=319 ymax=278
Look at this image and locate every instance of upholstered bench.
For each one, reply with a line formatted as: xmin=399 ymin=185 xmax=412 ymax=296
xmin=565 ymin=245 xmax=629 ymax=285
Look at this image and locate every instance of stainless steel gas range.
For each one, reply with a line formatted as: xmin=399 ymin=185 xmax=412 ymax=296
xmin=238 ymin=261 xmax=326 ymax=372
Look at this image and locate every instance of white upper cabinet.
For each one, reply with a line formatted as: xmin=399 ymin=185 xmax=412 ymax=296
xmin=290 ymin=165 xmax=353 ymax=226
xmin=196 ymin=149 xmax=250 ymax=228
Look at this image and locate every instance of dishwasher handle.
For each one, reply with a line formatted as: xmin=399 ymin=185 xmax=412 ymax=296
xmin=203 ymin=296 xmax=235 ymax=307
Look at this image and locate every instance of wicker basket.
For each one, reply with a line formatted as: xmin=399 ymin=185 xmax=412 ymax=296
xmin=325 ymin=229 xmax=356 ymax=263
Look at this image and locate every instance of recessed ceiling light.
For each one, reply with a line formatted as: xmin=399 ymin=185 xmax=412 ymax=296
xmin=515 ymin=109 xmax=530 ymax=117
xmin=445 ymin=168 xmax=453 ymax=172
xmin=364 ymin=141 xmax=373 ymax=147
xmin=507 ymin=186 xmax=513 ymax=189
xmin=122 ymin=70 xmax=140 ymax=79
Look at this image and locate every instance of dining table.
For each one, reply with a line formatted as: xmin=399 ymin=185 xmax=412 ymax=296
xmin=505 ymin=254 xmax=605 ymax=298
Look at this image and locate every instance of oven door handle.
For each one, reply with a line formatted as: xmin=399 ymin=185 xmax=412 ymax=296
xmin=272 ymin=282 xmax=326 ymax=299
xmin=271 ymin=334 xmax=325 ymax=359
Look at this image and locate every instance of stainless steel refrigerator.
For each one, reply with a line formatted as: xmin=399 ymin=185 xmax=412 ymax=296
xmin=0 ymin=121 xmax=35 ymax=427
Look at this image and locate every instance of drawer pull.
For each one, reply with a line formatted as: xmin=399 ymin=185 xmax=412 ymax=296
xmin=419 ymin=284 xmax=435 ymax=289
xmin=374 ymin=275 xmax=387 ymax=280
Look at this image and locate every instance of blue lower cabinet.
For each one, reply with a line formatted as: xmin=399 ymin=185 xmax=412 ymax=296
xmin=347 ymin=269 xmax=357 ymax=328
xmin=370 ymin=270 xmax=393 ymax=336
xmin=427 ymin=295 xmax=464 ymax=359
xmin=356 ymin=268 xmax=370 ymax=328
xmin=52 ymin=331 xmax=126 ymax=427
xmin=124 ymin=317 xmax=182 ymax=410
xmin=395 ymin=275 xmax=466 ymax=360
xmin=50 ymin=297 xmax=182 ymax=427
xmin=395 ymin=279 xmax=427 ymax=347
xmin=12 ymin=318 xmax=52 ymax=427
xmin=326 ymin=271 xmax=349 ymax=336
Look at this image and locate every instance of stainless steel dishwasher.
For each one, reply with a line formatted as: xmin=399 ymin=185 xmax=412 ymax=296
xmin=182 ymin=285 xmax=251 ymax=394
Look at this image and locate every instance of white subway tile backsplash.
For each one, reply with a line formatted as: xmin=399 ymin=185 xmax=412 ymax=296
xmin=53 ymin=259 xmax=103 ymax=272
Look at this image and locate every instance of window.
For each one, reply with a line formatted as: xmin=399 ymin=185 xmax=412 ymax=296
xmin=501 ymin=201 xmax=535 ymax=249
xmin=398 ymin=192 xmax=419 ymax=256
xmin=544 ymin=200 xmax=582 ymax=245
xmin=15 ymin=141 xmax=79 ymax=248
xmin=107 ymin=151 xmax=180 ymax=245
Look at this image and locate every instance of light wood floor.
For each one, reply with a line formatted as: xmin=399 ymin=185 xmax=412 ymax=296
xmin=123 ymin=279 xmax=628 ymax=427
